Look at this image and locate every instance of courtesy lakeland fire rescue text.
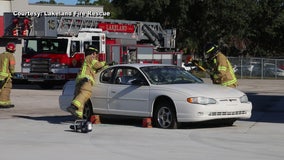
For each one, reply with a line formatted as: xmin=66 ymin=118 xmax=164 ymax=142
xmin=1 ymin=13 xmax=182 ymax=89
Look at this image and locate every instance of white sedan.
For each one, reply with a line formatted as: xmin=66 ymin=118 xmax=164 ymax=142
xmin=59 ymin=64 xmax=252 ymax=129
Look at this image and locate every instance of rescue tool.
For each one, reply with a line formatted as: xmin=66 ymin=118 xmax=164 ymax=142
xmin=70 ymin=119 xmax=93 ymax=133
xmin=192 ymin=61 xmax=213 ymax=76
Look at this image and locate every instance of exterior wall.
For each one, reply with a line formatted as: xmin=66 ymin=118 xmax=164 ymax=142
xmin=0 ymin=0 xmax=12 ymax=36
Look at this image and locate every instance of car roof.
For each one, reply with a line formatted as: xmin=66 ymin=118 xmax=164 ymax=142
xmin=111 ymin=63 xmax=177 ymax=68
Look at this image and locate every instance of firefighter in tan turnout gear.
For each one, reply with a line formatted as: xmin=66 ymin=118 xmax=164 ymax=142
xmin=67 ymin=46 xmax=107 ymax=119
xmin=0 ymin=42 xmax=16 ymax=108
xmin=199 ymin=43 xmax=238 ymax=88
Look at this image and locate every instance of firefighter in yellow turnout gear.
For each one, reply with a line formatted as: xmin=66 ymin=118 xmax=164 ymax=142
xmin=0 ymin=42 xmax=16 ymax=108
xmin=67 ymin=46 xmax=107 ymax=119
xmin=202 ymin=43 xmax=238 ymax=88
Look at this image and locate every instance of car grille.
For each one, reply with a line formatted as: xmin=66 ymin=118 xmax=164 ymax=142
xmin=209 ymin=111 xmax=247 ymax=116
xmin=218 ymin=98 xmax=238 ymax=102
xmin=30 ymin=59 xmax=50 ymax=73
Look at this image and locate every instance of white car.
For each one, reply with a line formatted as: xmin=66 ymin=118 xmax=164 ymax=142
xmin=59 ymin=64 xmax=252 ymax=129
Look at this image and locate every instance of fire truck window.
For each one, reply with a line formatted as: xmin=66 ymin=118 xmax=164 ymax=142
xmin=70 ymin=41 xmax=80 ymax=57
xmin=25 ymin=40 xmax=37 ymax=54
xmin=92 ymin=36 xmax=100 ymax=52
xmin=83 ymin=42 xmax=90 ymax=52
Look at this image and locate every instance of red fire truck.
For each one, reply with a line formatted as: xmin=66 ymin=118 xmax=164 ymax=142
xmin=2 ymin=14 xmax=182 ymax=89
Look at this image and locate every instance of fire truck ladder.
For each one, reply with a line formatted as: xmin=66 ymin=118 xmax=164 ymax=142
xmin=57 ymin=17 xmax=176 ymax=49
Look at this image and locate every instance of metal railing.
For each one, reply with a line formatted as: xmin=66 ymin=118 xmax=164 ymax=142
xmin=228 ymin=57 xmax=284 ymax=79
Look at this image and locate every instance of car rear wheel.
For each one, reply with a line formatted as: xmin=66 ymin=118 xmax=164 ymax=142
xmin=153 ymin=102 xmax=178 ymax=129
xmin=83 ymin=100 xmax=93 ymax=120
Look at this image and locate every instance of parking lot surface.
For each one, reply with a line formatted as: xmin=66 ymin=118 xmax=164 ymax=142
xmin=0 ymin=79 xmax=283 ymax=160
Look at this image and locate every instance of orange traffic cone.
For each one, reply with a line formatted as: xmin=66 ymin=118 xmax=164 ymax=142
xmin=90 ymin=115 xmax=101 ymax=124
xmin=142 ymin=118 xmax=152 ymax=128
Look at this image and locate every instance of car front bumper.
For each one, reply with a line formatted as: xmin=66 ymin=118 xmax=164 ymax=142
xmin=175 ymin=101 xmax=252 ymax=122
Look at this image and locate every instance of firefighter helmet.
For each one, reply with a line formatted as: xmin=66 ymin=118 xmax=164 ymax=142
xmin=204 ymin=42 xmax=219 ymax=59
xmin=85 ymin=45 xmax=98 ymax=56
xmin=6 ymin=42 xmax=16 ymax=53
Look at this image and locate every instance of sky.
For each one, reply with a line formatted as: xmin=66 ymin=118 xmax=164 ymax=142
xmin=29 ymin=0 xmax=79 ymax=5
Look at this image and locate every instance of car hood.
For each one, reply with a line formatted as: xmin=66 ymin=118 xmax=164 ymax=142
xmin=153 ymin=83 xmax=245 ymax=98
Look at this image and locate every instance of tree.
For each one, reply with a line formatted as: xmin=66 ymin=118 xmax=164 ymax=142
xmin=76 ymin=0 xmax=91 ymax=5
xmin=32 ymin=0 xmax=284 ymax=57
xmin=35 ymin=0 xmax=56 ymax=4
xmin=93 ymin=0 xmax=117 ymax=18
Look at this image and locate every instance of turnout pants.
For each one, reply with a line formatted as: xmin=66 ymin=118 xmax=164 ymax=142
xmin=0 ymin=78 xmax=12 ymax=106
xmin=72 ymin=79 xmax=92 ymax=113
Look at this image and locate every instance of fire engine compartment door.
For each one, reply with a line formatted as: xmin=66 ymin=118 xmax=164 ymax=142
xmin=111 ymin=46 xmax=121 ymax=64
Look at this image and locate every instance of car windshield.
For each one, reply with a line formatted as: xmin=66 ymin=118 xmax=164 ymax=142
xmin=140 ymin=66 xmax=203 ymax=85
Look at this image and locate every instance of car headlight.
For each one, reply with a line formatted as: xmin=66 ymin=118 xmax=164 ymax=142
xmin=187 ymin=97 xmax=217 ymax=105
xmin=240 ymin=95 xmax=249 ymax=103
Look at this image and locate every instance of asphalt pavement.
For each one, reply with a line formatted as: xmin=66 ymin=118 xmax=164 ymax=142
xmin=0 ymin=79 xmax=283 ymax=160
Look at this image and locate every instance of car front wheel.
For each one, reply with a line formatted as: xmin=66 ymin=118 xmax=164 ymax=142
xmin=153 ymin=102 xmax=178 ymax=129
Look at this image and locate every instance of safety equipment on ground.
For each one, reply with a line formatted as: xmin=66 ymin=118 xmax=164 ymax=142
xmin=6 ymin=42 xmax=16 ymax=53
xmin=70 ymin=119 xmax=93 ymax=133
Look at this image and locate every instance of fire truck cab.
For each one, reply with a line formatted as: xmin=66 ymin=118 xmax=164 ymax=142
xmin=21 ymin=28 xmax=105 ymax=88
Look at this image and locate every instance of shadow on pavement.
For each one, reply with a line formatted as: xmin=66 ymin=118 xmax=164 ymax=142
xmin=12 ymin=91 xmax=284 ymax=128
xmin=13 ymin=84 xmax=63 ymax=90
xmin=245 ymin=92 xmax=284 ymax=124
xmin=13 ymin=115 xmax=74 ymax=124
xmin=13 ymin=115 xmax=143 ymax=127
xmin=13 ymin=114 xmax=239 ymax=129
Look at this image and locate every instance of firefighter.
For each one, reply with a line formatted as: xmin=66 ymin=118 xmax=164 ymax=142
xmin=201 ymin=42 xmax=238 ymax=88
xmin=67 ymin=46 xmax=107 ymax=119
xmin=0 ymin=42 xmax=16 ymax=108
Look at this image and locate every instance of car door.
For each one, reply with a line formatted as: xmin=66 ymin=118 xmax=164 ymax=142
xmin=91 ymin=67 xmax=115 ymax=114
xmin=108 ymin=67 xmax=150 ymax=117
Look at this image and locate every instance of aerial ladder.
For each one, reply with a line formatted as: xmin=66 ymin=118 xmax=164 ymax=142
xmin=57 ymin=17 xmax=177 ymax=51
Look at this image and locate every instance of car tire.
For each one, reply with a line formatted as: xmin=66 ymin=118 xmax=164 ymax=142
xmin=83 ymin=100 xmax=93 ymax=120
xmin=153 ymin=102 xmax=178 ymax=129
xmin=224 ymin=119 xmax=237 ymax=126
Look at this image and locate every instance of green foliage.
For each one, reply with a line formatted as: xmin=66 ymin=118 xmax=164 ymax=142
xmin=111 ymin=0 xmax=284 ymax=57
xmin=32 ymin=0 xmax=284 ymax=57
